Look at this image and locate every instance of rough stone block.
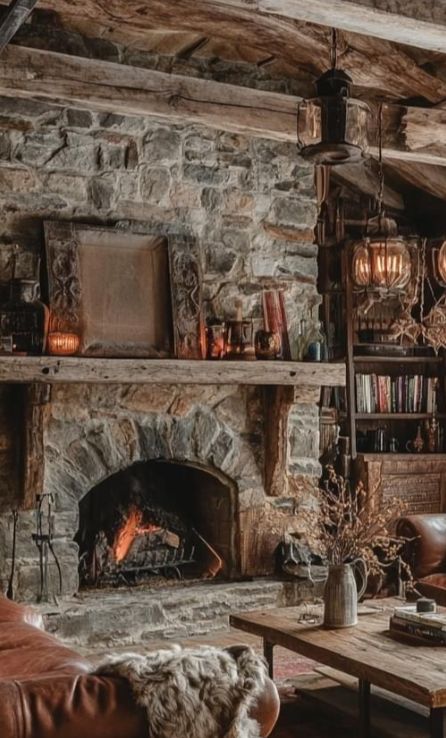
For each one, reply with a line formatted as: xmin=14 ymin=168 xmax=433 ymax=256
xmin=46 ymin=132 xmax=98 ymax=173
xmin=88 ymin=173 xmax=116 ymax=210
xmin=0 ymin=168 xmax=38 ymax=194
xmin=140 ymin=166 xmax=171 ymax=204
xmin=44 ymin=172 xmax=87 ymax=201
xmin=267 ymin=197 xmax=318 ymax=228
xmin=16 ymin=130 xmax=63 ymax=167
xmin=66 ymin=109 xmax=93 ymax=129
xmin=142 ymin=126 xmax=181 ymax=163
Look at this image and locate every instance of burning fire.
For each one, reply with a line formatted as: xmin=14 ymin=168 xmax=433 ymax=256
xmin=113 ymin=507 xmax=161 ymax=562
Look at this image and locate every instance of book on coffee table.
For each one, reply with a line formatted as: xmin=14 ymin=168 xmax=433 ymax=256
xmin=390 ymin=615 xmax=446 ymax=645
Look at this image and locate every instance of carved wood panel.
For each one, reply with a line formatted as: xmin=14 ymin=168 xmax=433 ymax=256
xmin=168 ymin=235 xmax=205 ymax=360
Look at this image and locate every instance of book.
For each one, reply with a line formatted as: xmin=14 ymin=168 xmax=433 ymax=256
xmin=390 ymin=616 xmax=446 ymax=644
xmin=394 ymin=606 xmax=446 ymax=632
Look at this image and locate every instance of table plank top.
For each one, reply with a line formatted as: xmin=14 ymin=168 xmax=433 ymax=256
xmin=230 ymin=601 xmax=446 ymax=708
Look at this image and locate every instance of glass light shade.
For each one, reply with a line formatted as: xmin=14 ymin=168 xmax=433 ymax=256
xmin=368 ymin=239 xmax=411 ymax=290
xmin=437 ymin=240 xmax=446 ymax=283
xmin=352 ymin=238 xmax=411 ymax=290
xmin=47 ymin=331 xmax=80 ymax=356
xmin=352 ymin=244 xmax=371 ymax=286
xmin=297 ymin=68 xmax=371 ymax=165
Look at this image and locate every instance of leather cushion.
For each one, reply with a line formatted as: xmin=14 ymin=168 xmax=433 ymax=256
xmin=0 ymin=621 xmax=90 ymax=680
xmin=0 ymin=596 xmax=44 ymax=629
xmin=0 ymin=675 xmax=148 ymax=738
xmin=397 ymin=514 xmax=446 ymax=579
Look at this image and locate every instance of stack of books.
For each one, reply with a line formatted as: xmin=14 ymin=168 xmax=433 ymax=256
xmin=390 ymin=606 xmax=446 ymax=645
xmin=355 ymin=374 xmax=437 ymax=414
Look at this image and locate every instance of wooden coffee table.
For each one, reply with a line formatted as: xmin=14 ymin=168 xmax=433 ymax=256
xmin=230 ymin=600 xmax=446 ymax=738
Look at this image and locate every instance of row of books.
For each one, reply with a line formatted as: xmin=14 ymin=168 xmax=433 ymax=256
xmin=355 ymin=374 xmax=437 ymax=414
xmin=390 ymin=606 xmax=446 ymax=645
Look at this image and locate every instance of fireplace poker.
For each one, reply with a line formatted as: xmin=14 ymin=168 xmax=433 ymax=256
xmin=33 ymin=493 xmax=62 ymax=603
xmin=6 ymin=509 xmax=18 ymax=600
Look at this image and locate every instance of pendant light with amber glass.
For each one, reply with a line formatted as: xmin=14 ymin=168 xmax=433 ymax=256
xmin=351 ymin=107 xmax=412 ymax=291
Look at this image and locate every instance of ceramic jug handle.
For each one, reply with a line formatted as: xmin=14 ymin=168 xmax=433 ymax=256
xmin=350 ymin=557 xmax=368 ymax=601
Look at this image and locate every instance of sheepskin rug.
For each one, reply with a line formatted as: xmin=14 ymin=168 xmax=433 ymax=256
xmin=94 ymin=644 xmax=268 ymax=738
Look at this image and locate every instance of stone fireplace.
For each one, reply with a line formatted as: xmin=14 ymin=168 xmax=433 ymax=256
xmin=0 ymin=67 xmax=329 ymax=605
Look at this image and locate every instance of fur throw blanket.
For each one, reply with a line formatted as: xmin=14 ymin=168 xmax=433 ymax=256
xmin=94 ymin=644 xmax=268 ymax=738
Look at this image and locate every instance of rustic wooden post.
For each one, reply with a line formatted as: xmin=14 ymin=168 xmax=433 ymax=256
xmin=19 ymin=383 xmax=51 ymax=509
xmin=264 ymin=385 xmax=295 ymax=496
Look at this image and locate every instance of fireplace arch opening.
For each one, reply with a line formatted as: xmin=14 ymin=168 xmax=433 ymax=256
xmin=75 ymin=460 xmax=239 ymax=588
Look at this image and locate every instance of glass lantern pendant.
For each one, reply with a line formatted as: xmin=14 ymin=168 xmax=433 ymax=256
xmin=297 ymin=29 xmax=371 ymax=165
xmin=352 ymin=216 xmax=412 ymax=291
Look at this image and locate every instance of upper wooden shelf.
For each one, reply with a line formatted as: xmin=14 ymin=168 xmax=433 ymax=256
xmin=0 ymin=357 xmax=346 ymax=387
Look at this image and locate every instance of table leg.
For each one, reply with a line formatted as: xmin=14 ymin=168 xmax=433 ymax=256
xmin=430 ymin=708 xmax=444 ymax=738
xmin=358 ymin=679 xmax=371 ymax=738
xmin=263 ymin=639 xmax=274 ymax=679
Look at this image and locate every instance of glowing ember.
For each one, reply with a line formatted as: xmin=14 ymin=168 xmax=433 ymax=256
xmin=113 ymin=507 xmax=161 ymax=562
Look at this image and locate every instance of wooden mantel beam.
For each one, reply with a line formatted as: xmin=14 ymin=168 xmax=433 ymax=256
xmin=1 ymin=44 xmax=446 ymax=166
xmin=0 ymin=357 xmax=347 ymax=387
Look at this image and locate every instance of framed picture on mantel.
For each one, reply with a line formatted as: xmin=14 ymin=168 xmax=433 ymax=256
xmin=44 ymin=222 xmax=174 ymax=358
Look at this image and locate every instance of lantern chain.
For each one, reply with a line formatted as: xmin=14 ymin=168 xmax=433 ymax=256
xmin=377 ymin=103 xmax=384 ymax=224
xmin=330 ymin=28 xmax=338 ymax=69
xmin=420 ymin=237 xmax=426 ymax=326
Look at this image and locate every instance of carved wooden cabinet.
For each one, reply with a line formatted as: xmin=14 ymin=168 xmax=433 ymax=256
xmin=354 ymin=453 xmax=446 ymax=515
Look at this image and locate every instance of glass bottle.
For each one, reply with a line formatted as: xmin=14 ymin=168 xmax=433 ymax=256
xmin=0 ymin=279 xmax=49 ymax=354
xmin=304 ymin=320 xmax=326 ymax=362
xmin=296 ymin=319 xmax=308 ymax=361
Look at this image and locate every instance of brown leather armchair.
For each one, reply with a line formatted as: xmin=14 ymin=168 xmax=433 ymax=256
xmin=397 ymin=514 xmax=446 ymax=605
xmin=0 ymin=594 xmax=279 ymax=738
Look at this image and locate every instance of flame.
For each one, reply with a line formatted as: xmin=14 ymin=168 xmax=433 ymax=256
xmin=113 ymin=507 xmax=161 ymax=562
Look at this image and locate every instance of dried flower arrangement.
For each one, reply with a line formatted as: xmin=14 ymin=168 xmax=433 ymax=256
xmin=305 ymin=466 xmax=412 ymax=583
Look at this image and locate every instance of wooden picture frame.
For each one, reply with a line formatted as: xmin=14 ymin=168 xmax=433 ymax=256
xmin=44 ymin=222 xmax=173 ymax=358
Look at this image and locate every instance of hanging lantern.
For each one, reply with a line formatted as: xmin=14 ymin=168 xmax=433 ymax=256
xmin=352 ymin=216 xmax=412 ymax=291
xmin=297 ymin=30 xmax=371 ymax=165
xmin=351 ymin=103 xmax=412 ymax=292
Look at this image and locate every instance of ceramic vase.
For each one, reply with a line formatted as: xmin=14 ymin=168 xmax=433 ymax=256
xmin=323 ymin=561 xmax=367 ymax=628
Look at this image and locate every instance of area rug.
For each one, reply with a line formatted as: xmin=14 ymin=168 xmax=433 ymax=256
xmin=94 ymin=644 xmax=268 ymax=738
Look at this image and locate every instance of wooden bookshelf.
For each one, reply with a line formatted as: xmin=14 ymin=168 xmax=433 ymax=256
xmin=341 ymin=244 xmax=446 ymax=460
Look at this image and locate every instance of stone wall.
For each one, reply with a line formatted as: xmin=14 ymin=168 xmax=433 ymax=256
xmin=0 ymin=43 xmax=321 ymax=600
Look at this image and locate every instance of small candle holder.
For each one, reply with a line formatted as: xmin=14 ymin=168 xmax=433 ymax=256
xmin=47 ymin=331 xmax=80 ymax=356
xmin=226 ymin=320 xmax=256 ymax=361
xmin=206 ymin=320 xmax=227 ymax=360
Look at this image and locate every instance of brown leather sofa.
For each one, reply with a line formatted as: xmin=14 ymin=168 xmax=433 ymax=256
xmin=0 ymin=595 xmax=279 ymax=738
xmin=397 ymin=514 xmax=446 ymax=605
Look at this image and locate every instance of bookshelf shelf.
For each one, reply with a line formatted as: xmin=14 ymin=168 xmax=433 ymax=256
xmin=353 ymin=355 xmax=443 ymax=364
xmin=355 ymin=413 xmax=446 ymax=420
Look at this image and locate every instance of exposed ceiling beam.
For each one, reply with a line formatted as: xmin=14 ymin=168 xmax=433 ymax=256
xmin=38 ymin=0 xmax=446 ymax=104
xmin=247 ymin=0 xmax=446 ymax=54
xmin=386 ymin=160 xmax=446 ymax=203
xmin=0 ymin=0 xmax=38 ymax=53
xmin=2 ymin=44 xmax=446 ymax=169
